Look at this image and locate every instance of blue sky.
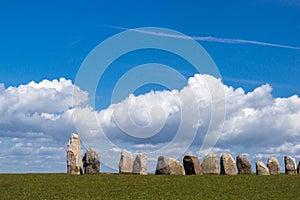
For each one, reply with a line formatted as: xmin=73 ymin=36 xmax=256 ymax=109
xmin=1 ymin=0 xmax=300 ymax=96
xmin=0 ymin=0 xmax=300 ymax=173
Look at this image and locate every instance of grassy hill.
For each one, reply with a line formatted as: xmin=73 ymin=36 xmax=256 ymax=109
xmin=0 ymin=173 xmax=299 ymax=199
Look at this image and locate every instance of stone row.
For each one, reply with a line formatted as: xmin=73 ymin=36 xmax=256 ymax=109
xmin=66 ymin=133 xmax=300 ymax=175
xmin=255 ymin=156 xmax=298 ymax=176
xmin=156 ymin=154 xmax=296 ymax=176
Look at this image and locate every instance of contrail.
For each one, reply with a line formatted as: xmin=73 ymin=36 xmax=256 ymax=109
xmin=109 ymin=26 xmax=300 ymax=50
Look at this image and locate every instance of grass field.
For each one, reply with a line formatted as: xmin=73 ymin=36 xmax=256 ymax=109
xmin=0 ymin=173 xmax=300 ymax=199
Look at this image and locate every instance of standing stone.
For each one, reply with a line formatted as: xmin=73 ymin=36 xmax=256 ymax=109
xmin=119 ymin=150 xmax=135 ymax=173
xmin=267 ymin=157 xmax=280 ymax=175
xmin=236 ymin=155 xmax=252 ymax=174
xmin=82 ymin=148 xmax=100 ymax=174
xmin=183 ymin=154 xmax=202 ymax=175
xmin=284 ymin=156 xmax=297 ymax=175
xmin=220 ymin=153 xmax=236 ymax=175
xmin=256 ymin=161 xmax=270 ymax=175
xmin=66 ymin=133 xmax=83 ymax=175
xmin=133 ymin=152 xmax=147 ymax=175
xmin=155 ymin=156 xmax=185 ymax=175
xmin=297 ymin=161 xmax=300 ymax=175
xmin=201 ymin=154 xmax=219 ymax=175
xmin=168 ymin=158 xmax=185 ymax=175
xmin=155 ymin=156 xmax=170 ymax=175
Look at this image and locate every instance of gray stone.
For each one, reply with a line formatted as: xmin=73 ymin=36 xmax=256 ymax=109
xmin=236 ymin=155 xmax=252 ymax=174
xmin=220 ymin=153 xmax=236 ymax=175
xmin=155 ymin=156 xmax=184 ymax=175
xmin=155 ymin=156 xmax=170 ymax=175
xmin=119 ymin=150 xmax=135 ymax=173
xmin=256 ymin=161 xmax=270 ymax=175
xmin=183 ymin=154 xmax=202 ymax=175
xmin=66 ymin=133 xmax=83 ymax=175
xmin=82 ymin=148 xmax=100 ymax=174
xmin=297 ymin=161 xmax=300 ymax=175
xmin=133 ymin=152 xmax=147 ymax=175
xmin=267 ymin=157 xmax=280 ymax=175
xmin=201 ymin=154 xmax=219 ymax=175
xmin=284 ymin=156 xmax=297 ymax=175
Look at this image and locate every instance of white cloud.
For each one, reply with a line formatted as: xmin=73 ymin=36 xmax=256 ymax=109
xmin=0 ymin=78 xmax=88 ymax=172
xmin=110 ymin=26 xmax=300 ymax=50
xmin=0 ymin=75 xmax=299 ymax=173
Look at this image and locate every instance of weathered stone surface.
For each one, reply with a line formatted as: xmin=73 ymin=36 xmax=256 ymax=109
xmin=297 ymin=161 xmax=300 ymax=175
xmin=201 ymin=154 xmax=219 ymax=175
xmin=66 ymin=133 xmax=83 ymax=175
xmin=155 ymin=156 xmax=170 ymax=175
xmin=119 ymin=150 xmax=135 ymax=173
xmin=155 ymin=156 xmax=185 ymax=175
xmin=183 ymin=154 xmax=202 ymax=175
xmin=284 ymin=156 xmax=297 ymax=175
xmin=220 ymin=153 xmax=236 ymax=175
xmin=236 ymin=155 xmax=252 ymax=174
xmin=256 ymin=161 xmax=270 ymax=175
xmin=82 ymin=148 xmax=100 ymax=174
xmin=267 ymin=157 xmax=280 ymax=175
xmin=133 ymin=152 xmax=147 ymax=175
xmin=168 ymin=158 xmax=185 ymax=175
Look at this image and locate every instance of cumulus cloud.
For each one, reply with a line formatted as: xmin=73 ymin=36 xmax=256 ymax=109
xmin=0 ymin=75 xmax=299 ymax=173
xmin=0 ymin=78 xmax=88 ymax=139
xmin=0 ymin=78 xmax=88 ymax=172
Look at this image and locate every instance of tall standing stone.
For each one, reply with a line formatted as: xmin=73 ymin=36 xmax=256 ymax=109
xmin=220 ymin=153 xmax=236 ymax=175
xmin=236 ymin=155 xmax=252 ymax=174
xmin=256 ymin=161 xmax=270 ymax=175
xmin=133 ymin=152 xmax=147 ymax=175
xmin=155 ymin=156 xmax=185 ymax=175
xmin=267 ymin=157 xmax=280 ymax=175
xmin=284 ymin=156 xmax=297 ymax=175
xmin=66 ymin=133 xmax=83 ymax=175
xmin=201 ymin=154 xmax=219 ymax=175
xmin=119 ymin=150 xmax=135 ymax=173
xmin=183 ymin=154 xmax=202 ymax=175
xmin=297 ymin=161 xmax=300 ymax=175
xmin=82 ymin=148 xmax=100 ymax=174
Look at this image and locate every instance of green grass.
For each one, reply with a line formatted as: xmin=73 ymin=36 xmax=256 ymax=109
xmin=0 ymin=173 xmax=300 ymax=199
